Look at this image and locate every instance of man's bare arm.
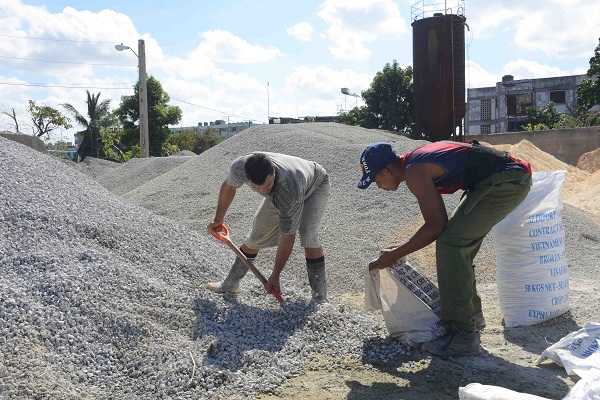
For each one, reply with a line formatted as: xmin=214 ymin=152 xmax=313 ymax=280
xmin=208 ymin=181 xmax=237 ymax=232
xmin=369 ymin=163 xmax=447 ymax=270
xmin=265 ymin=233 xmax=296 ymax=292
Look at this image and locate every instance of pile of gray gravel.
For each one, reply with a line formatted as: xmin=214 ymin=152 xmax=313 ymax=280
xmin=0 ymin=129 xmax=408 ymax=399
xmin=1 ymin=123 xmax=599 ymax=399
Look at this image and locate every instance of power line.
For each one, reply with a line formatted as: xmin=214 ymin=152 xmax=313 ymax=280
xmin=0 ymin=55 xmax=135 ymax=67
xmin=171 ymin=98 xmax=266 ymax=124
xmin=0 ymin=82 xmax=134 ymax=89
xmin=0 ymin=33 xmax=122 ymax=44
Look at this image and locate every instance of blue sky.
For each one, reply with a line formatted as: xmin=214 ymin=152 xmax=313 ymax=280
xmin=1 ymin=0 xmax=599 ymax=142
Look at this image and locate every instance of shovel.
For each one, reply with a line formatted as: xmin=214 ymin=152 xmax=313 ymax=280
xmin=211 ymin=224 xmax=284 ymax=304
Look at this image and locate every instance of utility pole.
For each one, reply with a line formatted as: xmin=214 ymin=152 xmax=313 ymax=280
xmin=138 ymin=39 xmax=149 ymax=158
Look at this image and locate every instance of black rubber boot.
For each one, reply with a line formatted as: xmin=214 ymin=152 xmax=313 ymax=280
xmin=206 ymin=257 xmax=250 ymax=293
xmin=307 ymin=259 xmax=328 ymax=303
xmin=421 ymin=324 xmax=482 ymax=357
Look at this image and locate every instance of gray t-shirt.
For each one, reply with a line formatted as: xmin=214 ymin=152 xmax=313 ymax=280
xmin=227 ymin=152 xmax=328 ymax=235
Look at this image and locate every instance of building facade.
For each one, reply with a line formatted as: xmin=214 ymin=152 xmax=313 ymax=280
xmin=466 ymin=74 xmax=588 ymax=135
xmin=171 ymin=120 xmax=262 ymax=139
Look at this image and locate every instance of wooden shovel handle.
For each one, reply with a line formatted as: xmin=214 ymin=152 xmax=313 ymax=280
xmin=211 ymin=225 xmax=284 ymax=304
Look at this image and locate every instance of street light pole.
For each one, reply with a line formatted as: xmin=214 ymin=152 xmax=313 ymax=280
xmin=115 ymin=40 xmax=149 ymax=158
xmin=137 ymin=39 xmax=149 ymax=158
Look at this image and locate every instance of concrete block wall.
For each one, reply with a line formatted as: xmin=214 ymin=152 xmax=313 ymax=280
xmin=468 ymin=126 xmax=600 ymax=166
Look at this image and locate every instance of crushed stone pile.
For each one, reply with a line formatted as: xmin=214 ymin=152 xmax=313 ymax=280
xmin=92 ymin=156 xmax=196 ymax=196
xmin=64 ymin=156 xmax=120 ymax=179
xmin=0 ymin=134 xmax=407 ymax=399
xmin=2 ymin=123 xmax=599 ymax=399
xmin=78 ymin=123 xmax=440 ymax=292
xmin=78 ymin=124 xmax=600 ymax=288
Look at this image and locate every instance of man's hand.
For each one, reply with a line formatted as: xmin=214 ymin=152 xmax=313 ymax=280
xmin=368 ymin=246 xmax=400 ymax=270
xmin=265 ymin=272 xmax=281 ymax=294
xmin=207 ymin=218 xmax=224 ymax=234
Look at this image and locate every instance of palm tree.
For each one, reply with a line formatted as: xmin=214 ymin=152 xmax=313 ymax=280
xmin=62 ymin=91 xmax=111 ymax=161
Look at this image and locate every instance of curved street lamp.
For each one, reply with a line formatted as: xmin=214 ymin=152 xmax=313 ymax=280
xmin=115 ymin=40 xmax=149 ymax=158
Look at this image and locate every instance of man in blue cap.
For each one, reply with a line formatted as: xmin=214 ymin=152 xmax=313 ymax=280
xmin=358 ymin=140 xmax=532 ymax=357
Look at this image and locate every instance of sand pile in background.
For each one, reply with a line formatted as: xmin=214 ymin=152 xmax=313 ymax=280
xmin=567 ymin=169 xmax=600 ymax=215
xmin=577 ymin=147 xmax=600 ymax=172
xmin=486 ymin=140 xmax=600 ymax=215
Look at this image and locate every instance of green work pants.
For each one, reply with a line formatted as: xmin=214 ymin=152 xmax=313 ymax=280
xmin=436 ymin=168 xmax=532 ymax=332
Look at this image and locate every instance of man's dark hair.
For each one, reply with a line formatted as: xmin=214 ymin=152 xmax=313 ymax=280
xmin=244 ymin=153 xmax=274 ymax=184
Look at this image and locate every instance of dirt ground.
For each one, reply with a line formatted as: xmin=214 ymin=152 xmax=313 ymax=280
xmin=257 ymin=217 xmax=596 ymax=400
xmin=257 ymin=288 xmax=584 ymax=400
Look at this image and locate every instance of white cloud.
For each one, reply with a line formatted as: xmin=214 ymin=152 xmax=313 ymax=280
xmin=0 ymin=2 xmax=141 ymax=77
xmin=194 ymin=30 xmax=284 ymax=64
xmin=284 ymin=65 xmax=372 ymax=97
xmin=466 ymin=0 xmax=600 ymax=59
xmin=502 ymin=59 xmax=570 ymax=80
xmin=466 ymin=60 xmax=500 ymax=88
xmin=317 ymin=0 xmax=407 ymax=61
xmin=466 ymin=7 xmax=517 ymax=40
xmin=466 ymin=58 xmax=572 ymax=90
xmin=513 ymin=0 xmax=600 ymax=59
xmin=287 ymin=22 xmax=314 ymax=42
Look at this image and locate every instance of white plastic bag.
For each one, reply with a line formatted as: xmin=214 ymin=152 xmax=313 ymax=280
xmin=365 ymin=259 xmax=445 ymax=346
xmin=536 ymin=323 xmax=600 ymax=400
xmin=561 ymin=367 xmax=600 ymax=400
xmin=458 ymin=383 xmax=552 ymax=400
xmin=492 ymin=171 xmax=570 ymax=327
xmin=536 ymin=322 xmax=600 ymax=379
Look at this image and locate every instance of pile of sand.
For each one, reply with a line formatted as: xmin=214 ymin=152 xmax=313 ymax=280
xmin=577 ymin=147 xmax=600 ymax=172
xmin=487 ymin=140 xmax=600 ymax=215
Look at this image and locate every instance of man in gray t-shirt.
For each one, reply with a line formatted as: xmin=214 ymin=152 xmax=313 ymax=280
xmin=206 ymin=152 xmax=330 ymax=302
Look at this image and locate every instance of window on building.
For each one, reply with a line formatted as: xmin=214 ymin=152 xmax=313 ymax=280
xmin=507 ymin=94 xmax=516 ymax=116
xmin=550 ymin=90 xmax=566 ymax=104
xmin=480 ymin=125 xmax=491 ymax=134
xmin=506 ymin=93 xmax=533 ymax=116
xmin=507 ymin=120 xmax=527 ymax=132
xmin=480 ymin=99 xmax=491 ymax=121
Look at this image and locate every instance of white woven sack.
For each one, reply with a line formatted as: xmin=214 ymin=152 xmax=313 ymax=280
xmin=492 ymin=171 xmax=570 ymax=327
xmin=561 ymin=367 xmax=600 ymax=400
xmin=536 ymin=322 xmax=600 ymax=379
xmin=458 ymin=383 xmax=551 ymax=400
xmin=365 ymin=259 xmax=445 ymax=346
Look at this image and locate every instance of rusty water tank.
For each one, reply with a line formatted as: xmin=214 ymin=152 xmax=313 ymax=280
xmin=412 ymin=13 xmax=466 ymax=141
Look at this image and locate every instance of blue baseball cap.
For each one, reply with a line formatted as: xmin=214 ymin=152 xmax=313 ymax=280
xmin=358 ymin=142 xmax=396 ymax=189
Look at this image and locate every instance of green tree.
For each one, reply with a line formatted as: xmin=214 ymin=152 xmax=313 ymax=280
xmin=116 ymin=76 xmax=182 ymax=157
xmin=576 ymin=41 xmax=600 ymax=113
xmin=194 ymin=127 xmax=223 ymax=154
xmin=339 ymin=106 xmax=368 ymax=127
xmin=553 ymin=110 xmax=600 ymax=129
xmin=360 ymin=61 xmax=413 ymax=134
xmin=522 ymin=102 xmax=560 ymax=131
xmin=27 ymin=100 xmax=72 ymax=138
xmin=168 ymin=129 xmax=198 ymax=152
xmin=96 ymin=112 xmax=128 ymax=162
xmin=62 ymin=91 xmax=111 ymax=161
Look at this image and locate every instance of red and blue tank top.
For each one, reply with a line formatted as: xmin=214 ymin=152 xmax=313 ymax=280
xmin=401 ymin=141 xmax=532 ymax=194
